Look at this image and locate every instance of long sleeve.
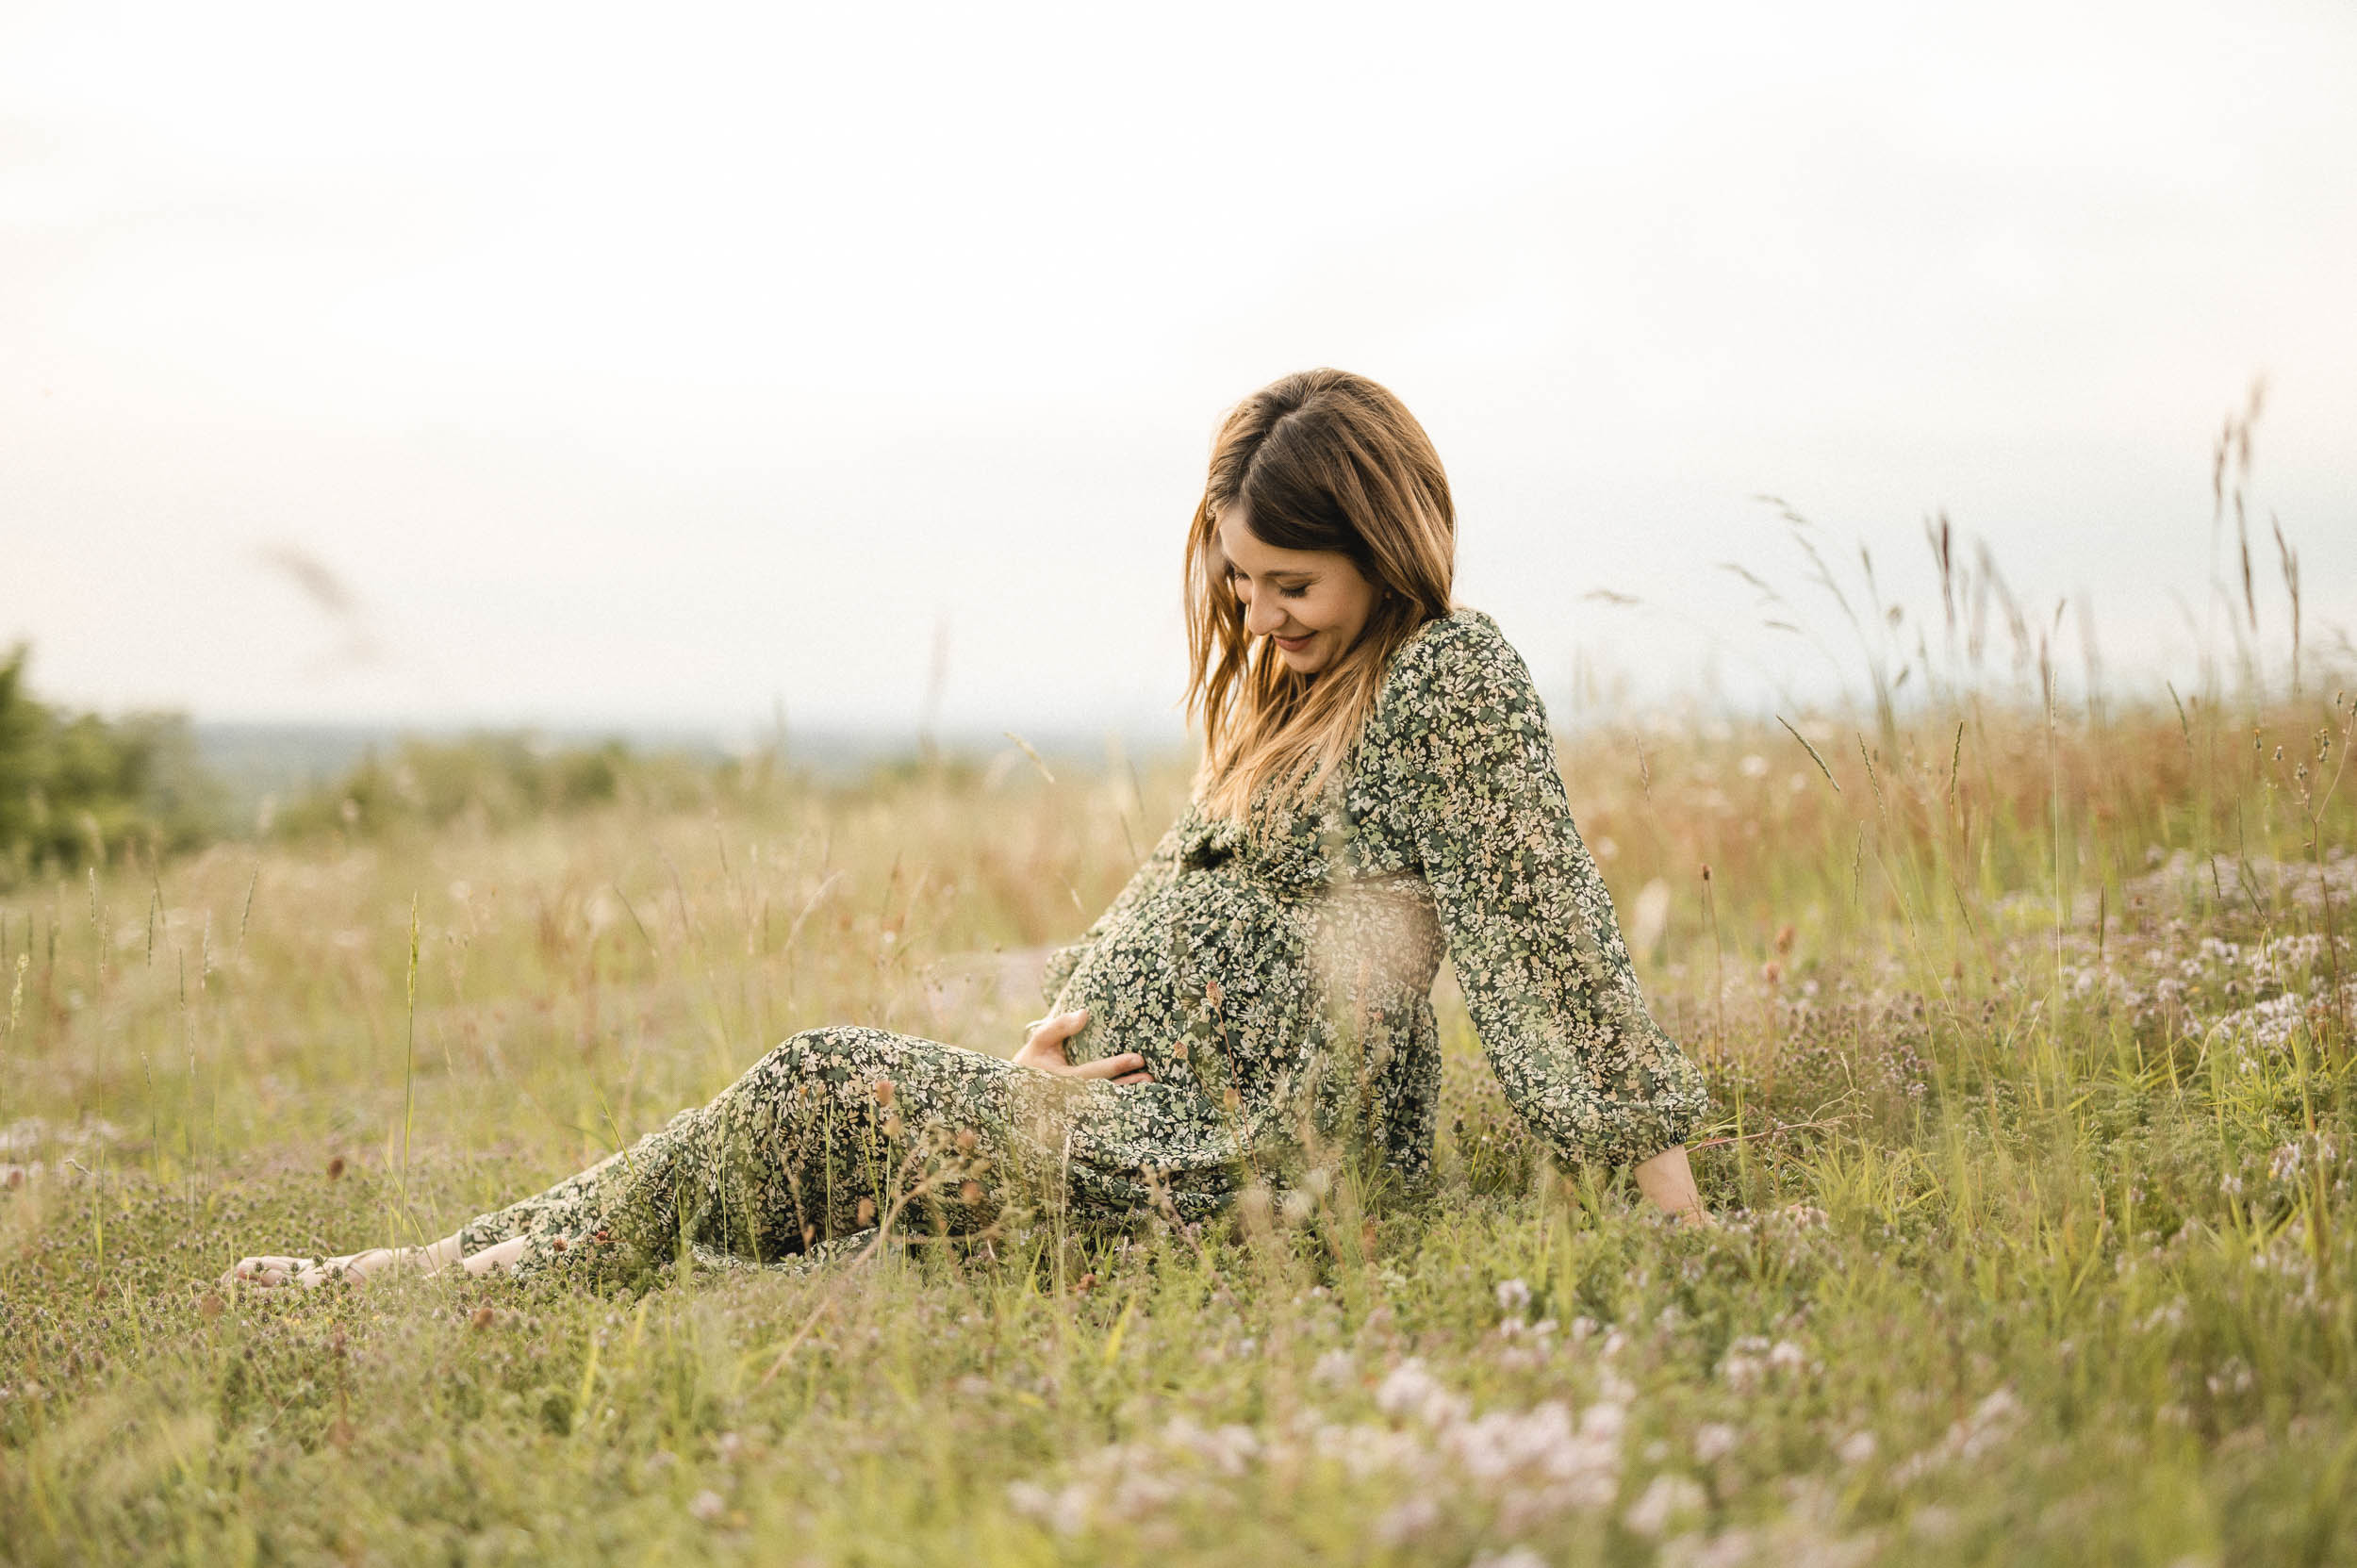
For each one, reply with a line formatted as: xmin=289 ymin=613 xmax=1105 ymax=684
xmin=1040 ymin=813 xmax=1193 ymax=1008
xmin=1359 ymin=613 xmax=1707 ymax=1169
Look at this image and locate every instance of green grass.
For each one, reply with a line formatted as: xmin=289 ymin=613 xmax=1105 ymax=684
xmin=3 ymin=675 xmax=2353 ymax=1566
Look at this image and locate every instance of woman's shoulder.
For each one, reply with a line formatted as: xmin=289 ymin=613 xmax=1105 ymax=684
xmin=1350 ymin=606 xmax=1555 ymax=817
xmin=1352 ymin=606 xmax=1549 ymax=780
xmin=1379 ymin=605 xmax=1537 ymax=704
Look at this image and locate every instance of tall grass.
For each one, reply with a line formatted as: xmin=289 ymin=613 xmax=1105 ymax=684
xmin=2 ymin=485 xmax=2352 ymax=1563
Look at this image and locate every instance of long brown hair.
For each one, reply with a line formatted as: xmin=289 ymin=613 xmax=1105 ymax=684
xmin=1185 ymin=369 xmax=1457 ymax=820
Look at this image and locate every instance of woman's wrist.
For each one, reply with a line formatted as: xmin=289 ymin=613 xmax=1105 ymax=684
xmin=1630 ymin=1144 xmax=1706 ymax=1222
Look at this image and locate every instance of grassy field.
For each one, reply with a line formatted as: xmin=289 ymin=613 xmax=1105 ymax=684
xmin=3 ymin=654 xmax=2354 ymax=1564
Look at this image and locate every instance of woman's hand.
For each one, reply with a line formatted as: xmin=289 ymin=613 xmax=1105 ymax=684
xmin=1012 ymin=1009 xmax=1153 ymax=1085
xmin=1631 ymin=1144 xmax=1710 ymax=1228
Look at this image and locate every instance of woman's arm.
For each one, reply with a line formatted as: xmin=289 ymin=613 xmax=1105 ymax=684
xmin=1038 ymin=814 xmax=1193 ymax=1006
xmin=1358 ymin=616 xmax=1711 ymax=1197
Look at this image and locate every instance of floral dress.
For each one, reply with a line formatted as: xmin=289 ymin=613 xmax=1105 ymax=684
xmin=457 ymin=609 xmax=1708 ymax=1283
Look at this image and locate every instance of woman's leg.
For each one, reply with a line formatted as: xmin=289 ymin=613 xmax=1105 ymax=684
xmin=451 ymin=1107 xmax=701 ymax=1274
xmin=666 ymin=1024 xmax=1030 ymax=1264
xmin=456 ymin=1026 xmax=1042 ymax=1282
xmin=455 ymin=1022 xmax=1270 ymax=1284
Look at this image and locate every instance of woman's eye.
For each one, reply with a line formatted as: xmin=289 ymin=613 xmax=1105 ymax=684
xmin=1278 ymin=584 xmax=1308 ymax=599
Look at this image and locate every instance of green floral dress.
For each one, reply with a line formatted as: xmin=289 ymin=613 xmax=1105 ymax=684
xmin=457 ymin=609 xmax=1707 ymax=1283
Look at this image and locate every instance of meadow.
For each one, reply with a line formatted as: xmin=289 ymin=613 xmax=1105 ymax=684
xmin=3 ymin=555 xmax=2354 ymax=1564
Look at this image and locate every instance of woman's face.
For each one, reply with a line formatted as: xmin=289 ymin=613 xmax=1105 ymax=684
xmin=1216 ymin=505 xmax=1381 ymax=677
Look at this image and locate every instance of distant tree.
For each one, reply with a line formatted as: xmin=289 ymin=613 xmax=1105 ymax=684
xmin=0 ymin=645 xmax=225 ymax=885
xmin=268 ymin=732 xmax=722 ymax=839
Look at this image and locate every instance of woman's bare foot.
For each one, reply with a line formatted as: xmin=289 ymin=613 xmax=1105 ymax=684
xmin=221 ymin=1254 xmax=321 ymax=1288
xmin=223 ymin=1246 xmax=414 ymax=1290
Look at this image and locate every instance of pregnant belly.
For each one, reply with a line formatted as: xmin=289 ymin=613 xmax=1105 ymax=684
xmin=1054 ymin=871 xmax=1314 ymax=1103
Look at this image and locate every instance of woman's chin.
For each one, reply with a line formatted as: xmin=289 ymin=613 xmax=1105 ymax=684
xmin=1273 ymin=643 xmax=1325 ymax=674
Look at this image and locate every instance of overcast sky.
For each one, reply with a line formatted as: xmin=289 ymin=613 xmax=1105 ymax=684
xmin=4 ymin=0 xmax=2352 ymax=742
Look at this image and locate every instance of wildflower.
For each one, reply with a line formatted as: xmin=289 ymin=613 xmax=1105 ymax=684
xmin=1495 ymin=1278 xmax=1532 ymax=1316
xmin=1376 ymin=1495 xmax=1441 ymax=1543
xmin=1376 ymin=1359 xmax=1467 ymax=1427
xmin=2205 ymin=1360 xmax=2254 ymax=1397
xmin=1310 ymin=1348 xmax=1356 ymax=1388
xmin=1624 ymin=1474 xmax=1706 ymax=1537
xmin=1718 ymin=1337 xmax=1769 ymax=1391
xmin=1893 ymin=1387 xmax=2024 ymax=1483
xmin=1163 ymin=1416 xmax=1258 ymax=1476
xmin=1836 ymin=1430 xmax=1877 ymax=1465
xmin=1692 ymin=1423 xmax=1739 ymax=1464
xmin=1472 ymin=1549 xmax=1548 ymax=1568
xmin=688 ymin=1490 xmax=726 ymax=1523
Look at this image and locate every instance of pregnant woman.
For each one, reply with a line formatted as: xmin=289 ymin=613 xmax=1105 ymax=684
xmin=223 ymin=369 xmax=1710 ymax=1292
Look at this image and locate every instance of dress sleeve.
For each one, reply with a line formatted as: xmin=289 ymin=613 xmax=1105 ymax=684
xmin=1368 ymin=619 xmax=1708 ymax=1168
xmin=1039 ymin=814 xmax=1191 ymax=1008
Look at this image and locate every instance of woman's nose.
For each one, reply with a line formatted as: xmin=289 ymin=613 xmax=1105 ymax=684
xmin=1242 ymin=590 xmax=1284 ymax=635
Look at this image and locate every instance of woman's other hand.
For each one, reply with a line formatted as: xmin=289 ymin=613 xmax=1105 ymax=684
xmin=1012 ymin=1009 xmax=1153 ymax=1084
xmin=1631 ymin=1144 xmax=1711 ymax=1227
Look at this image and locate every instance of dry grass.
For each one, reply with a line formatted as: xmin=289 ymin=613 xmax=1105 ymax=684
xmin=5 ymin=492 xmax=2356 ymax=1566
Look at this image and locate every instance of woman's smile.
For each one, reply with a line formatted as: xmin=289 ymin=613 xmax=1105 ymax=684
xmin=1214 ymin=505 xmax=1379 ymax=677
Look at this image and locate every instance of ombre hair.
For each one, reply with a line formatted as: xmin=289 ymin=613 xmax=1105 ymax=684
xmin=1185 ymin=370 xmax=1456 ymax=821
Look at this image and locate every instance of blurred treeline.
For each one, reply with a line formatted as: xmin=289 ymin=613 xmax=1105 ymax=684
xmin=0 ymin=645 xmax=759 ymax=889
xmin=0 ymin=645 xmax=223 ymax=883
xmin=257 ymin=733 xmax=733 ymax=840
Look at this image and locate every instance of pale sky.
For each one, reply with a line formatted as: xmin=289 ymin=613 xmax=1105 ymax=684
xmin=5 ymin=0 xmax=2352 ymax=741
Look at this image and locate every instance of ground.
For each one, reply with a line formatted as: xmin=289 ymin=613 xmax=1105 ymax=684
xmin=3 ymin=690 xmax=2353 ymax=1566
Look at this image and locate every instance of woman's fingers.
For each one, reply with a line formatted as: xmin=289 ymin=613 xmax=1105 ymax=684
xmin=1031 ymin=1009 xmax=1089 ymax=1045
xmin=1065 ymin=1052 xmax=1149 ymax=1081
xmin=1012 ymin=1009 xmax=1089 ymax=1073
xmin=1014 ymin=1014 xmax=1153 ymax=1083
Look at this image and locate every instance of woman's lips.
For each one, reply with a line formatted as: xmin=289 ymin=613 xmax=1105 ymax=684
xmin=1273 ymin=633 xmax=1310 ymax=652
